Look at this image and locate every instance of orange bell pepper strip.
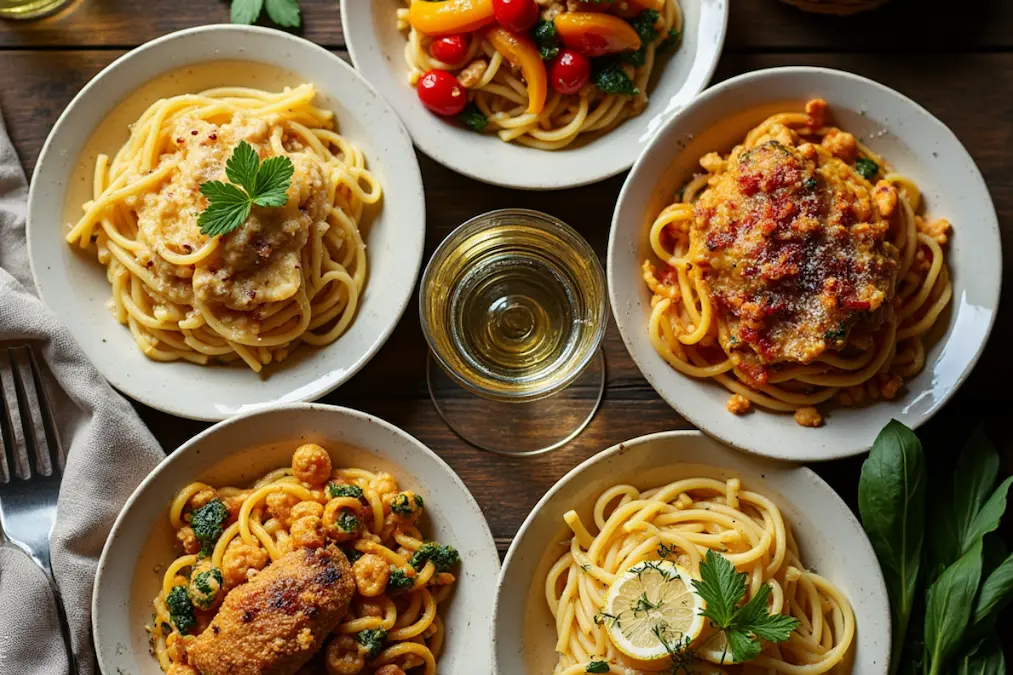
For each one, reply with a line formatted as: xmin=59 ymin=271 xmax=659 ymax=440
xmin=485 ymin=27 xmax=547 ymax=115
xmin=553 ymin=12 xmax=642 ymax=57
xmin=408 ymin=0 xmax=496 ymax=37
xmin=624 ymin=0 xmax=666 ymax=11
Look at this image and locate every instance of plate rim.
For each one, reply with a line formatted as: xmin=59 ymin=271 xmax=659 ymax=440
xmin=340 ymin=0 xmax=729 ymax=190
xmin=607 ymin=65 xmax=1003 ymax=461
xmin=26 ymin=24 xmax=426 ymax=421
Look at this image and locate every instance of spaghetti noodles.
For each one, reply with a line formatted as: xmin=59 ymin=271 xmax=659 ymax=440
xmin=67 ymin=84 xmax=380 ymax=372
xmin=546 ymin=476 xmax=856 ymax=673
xmin=148 ymin=444 xmax=457 ymax=675
xmin=396 ymin=0 xmax=682 ymax=149
xmin=642 ymin=99 xmax=952 ymax=426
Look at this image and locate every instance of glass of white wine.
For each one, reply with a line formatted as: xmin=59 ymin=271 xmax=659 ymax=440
xmin=420 ymin=208 xmax=607 ymax=456
xmin=0 ymin=0 xmax=72 ymax=19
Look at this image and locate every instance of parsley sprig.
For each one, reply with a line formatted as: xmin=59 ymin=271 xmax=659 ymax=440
xmin=692 ymin=550 xmax=800 ymax=663
xmin=230 ymin=0 xmax=301 ymax=28
xmin=197 ymin=141 xmax=294 ymax=238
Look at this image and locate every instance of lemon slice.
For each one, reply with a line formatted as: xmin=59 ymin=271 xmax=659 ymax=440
xmin=603 ymin=560 xmax=705 ymax=666
xmin=696 ymin=624 xmax=736 ymax=665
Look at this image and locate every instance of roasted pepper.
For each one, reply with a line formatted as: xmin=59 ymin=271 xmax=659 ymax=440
xmin=409 ymin=0 xmax=496 ymax=37
xmin=486 ymin=26 xmax=547 ymax=115
xmin=553 ymin=12 xmax=642 ymax=57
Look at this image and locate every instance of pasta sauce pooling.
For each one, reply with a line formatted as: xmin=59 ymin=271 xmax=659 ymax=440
xmin=688 ymin=140 xmax=899 ymax=384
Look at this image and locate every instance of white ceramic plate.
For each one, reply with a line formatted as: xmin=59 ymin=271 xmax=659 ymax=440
xmin=94 ymin=403 xmax=499 ymax=675
xmin=494 ymin=430 xmax=891 ymax=674
xmin=27 ymin=25 xmax=425 ymax=421
xmin=341 ymin=0 xmax=727 ymax=190
xmin=609 ymin=66 xmax=1001 ymax=461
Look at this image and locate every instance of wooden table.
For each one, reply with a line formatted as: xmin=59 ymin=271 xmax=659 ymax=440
xmin=2 ymin=0 xmax=1012 ymax=561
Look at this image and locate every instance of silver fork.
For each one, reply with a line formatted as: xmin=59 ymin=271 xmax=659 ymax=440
xmin=0 ymin=345 xmax=77 ymax=674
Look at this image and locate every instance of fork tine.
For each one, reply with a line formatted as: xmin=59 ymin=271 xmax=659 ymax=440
xmin=11 ymin=346 xmax=52 ymax=477
xmin=26 ymin=346 xmax=63 ymax=474
xmin=0 ymin=348 xmax=28 ymax=481
xmin=0 ymin=353 xmax=10 ymax=484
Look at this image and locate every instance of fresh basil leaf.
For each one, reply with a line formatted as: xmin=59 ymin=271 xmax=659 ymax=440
xmin=265 ymin=0 xmax=301 ymax=28
xmin=964 ymin=476 xmax=1013 ymax=554
xmin=225 ymin=141 xmax=260 ymax=195
xmin=252 ymin=155 xmax=295 ymax=207
xmin=230 ymin=0 xmax=264 ymax=24
xmin=858 ymin=420 xmax=926 ymax=675
xmin=923 ymin=539 xmax=984 ymax=673
xmin=930 ymin=429 xmax=1002 ymax=577
xmin=955 ymin=634 xmax=1006 ymax=675
xmin=973 ymin=549 xmax=1013 ymax=627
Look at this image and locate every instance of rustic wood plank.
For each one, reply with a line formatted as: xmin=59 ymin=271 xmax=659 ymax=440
xmin=2 ymin=0 xmax=1012 ymax=50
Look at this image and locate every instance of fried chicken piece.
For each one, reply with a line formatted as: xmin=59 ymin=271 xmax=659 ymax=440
xmin=187 ymin=546 xmax=355 ymax=675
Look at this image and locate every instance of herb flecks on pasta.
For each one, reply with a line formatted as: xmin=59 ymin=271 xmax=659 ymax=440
xmin=546 ymin=475 xmax=856 ymax=673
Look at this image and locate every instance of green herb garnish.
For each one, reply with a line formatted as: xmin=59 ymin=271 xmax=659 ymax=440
xmin=532 ymin=20 xmax=560 ymax=61
xmin=658 ymin=27 xmax=681 ymax=53
xmin=230 ymin=0 xmax=301 ymax=28
xmin=356 ymin=628 xmax=388 ymax=661
xmin=854 ymin=157 xmax=879 ymax=181
xmin=166 ymin=586 xmax=196 ymax=634
xmin=336 ymin=510 xmax=360 ymax=533
xmin=585 ymin=661 xmax=610 ymax=673
xmin=622 ymin=10 xmax=660 ymax=67
xmin=458 ymin=103 xmax=488 ymax=133
xmin=388 ymin=567 xmax=416 ymax=590
xmin=328 ymin=483 xmax=365 ymax=500
xmin=693 ymin=550 xmax=799 ymax=663
xmin=593 ymin=60 xmax=639 ymax=96
xmin=197 ymin=140 xmax=294 ymax=237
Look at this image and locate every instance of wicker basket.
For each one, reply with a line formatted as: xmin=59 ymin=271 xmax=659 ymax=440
xmin=778 ymin=0 xmax=891 ymax=14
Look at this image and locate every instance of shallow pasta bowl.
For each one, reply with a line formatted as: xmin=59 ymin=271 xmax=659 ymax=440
xmin=608 ymin=66 xmax=1001 ymax=461
xmin=93 ymin=403 xmax=499 ymax=675
xmin=341 ymin=0 xmax=727 ymax=190
xmin=27 ymin=25 xmax=425 ymax=421
xmin=494 ymin=430 xmax=890 ymax=674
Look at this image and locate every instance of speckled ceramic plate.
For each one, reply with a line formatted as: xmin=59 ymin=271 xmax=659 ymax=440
xmin=94 ymin=403 xmax=499 ymax=675
xmin=341 ymin=0 xmax=728 ymax=190
xmin=494 ymin=430 xmax=891 ymax=674
xmin=608 ymin=66 xmax=1001 ymax=461
xmin=27 ymin=26 xmax=425 ymax=421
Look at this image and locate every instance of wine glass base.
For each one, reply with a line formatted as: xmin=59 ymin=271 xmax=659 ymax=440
xmin=427 ymin=349 xmax=605 ymax=457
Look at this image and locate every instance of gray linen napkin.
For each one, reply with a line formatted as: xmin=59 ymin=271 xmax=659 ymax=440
xmin=0 ymin=107 xmax=165 ymax=673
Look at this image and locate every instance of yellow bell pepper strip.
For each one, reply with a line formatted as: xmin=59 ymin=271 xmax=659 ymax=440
xmin=553 ymin=12 xmax=642 ymax=57
xmin=485 ymin=26 xmax=547 ymax=115
xmin=409 ymin=0 xmax=496 ymax=37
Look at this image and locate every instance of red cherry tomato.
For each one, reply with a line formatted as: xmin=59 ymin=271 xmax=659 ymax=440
xmin=492 ymin=0 xmax=539 ymax=32
xmin=417 ymin=69 xmax=469 ymax=117
xmin=429 ymin=34 xmax=470 ymax=64
xmin=549 ymin=49 xmax=591 ymax=95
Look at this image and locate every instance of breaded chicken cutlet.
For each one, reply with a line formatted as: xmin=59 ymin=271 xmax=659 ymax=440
xmin=186 ymin=545 xmax=355 ymax=675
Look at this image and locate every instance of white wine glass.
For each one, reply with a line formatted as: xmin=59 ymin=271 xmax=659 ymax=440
xmin=420 ymin=209 xmax=607 ymax=456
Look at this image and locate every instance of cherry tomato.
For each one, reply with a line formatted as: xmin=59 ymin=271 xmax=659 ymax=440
xmin=429 ymin=34 xmax=470 ymax=64
xmin=417 ymin=69 xmax=469 ymax=116
xmin=492 ymin=0 xmax=539 ymax=32
xmin=549 ymin=49 xmax=591 ymax=95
